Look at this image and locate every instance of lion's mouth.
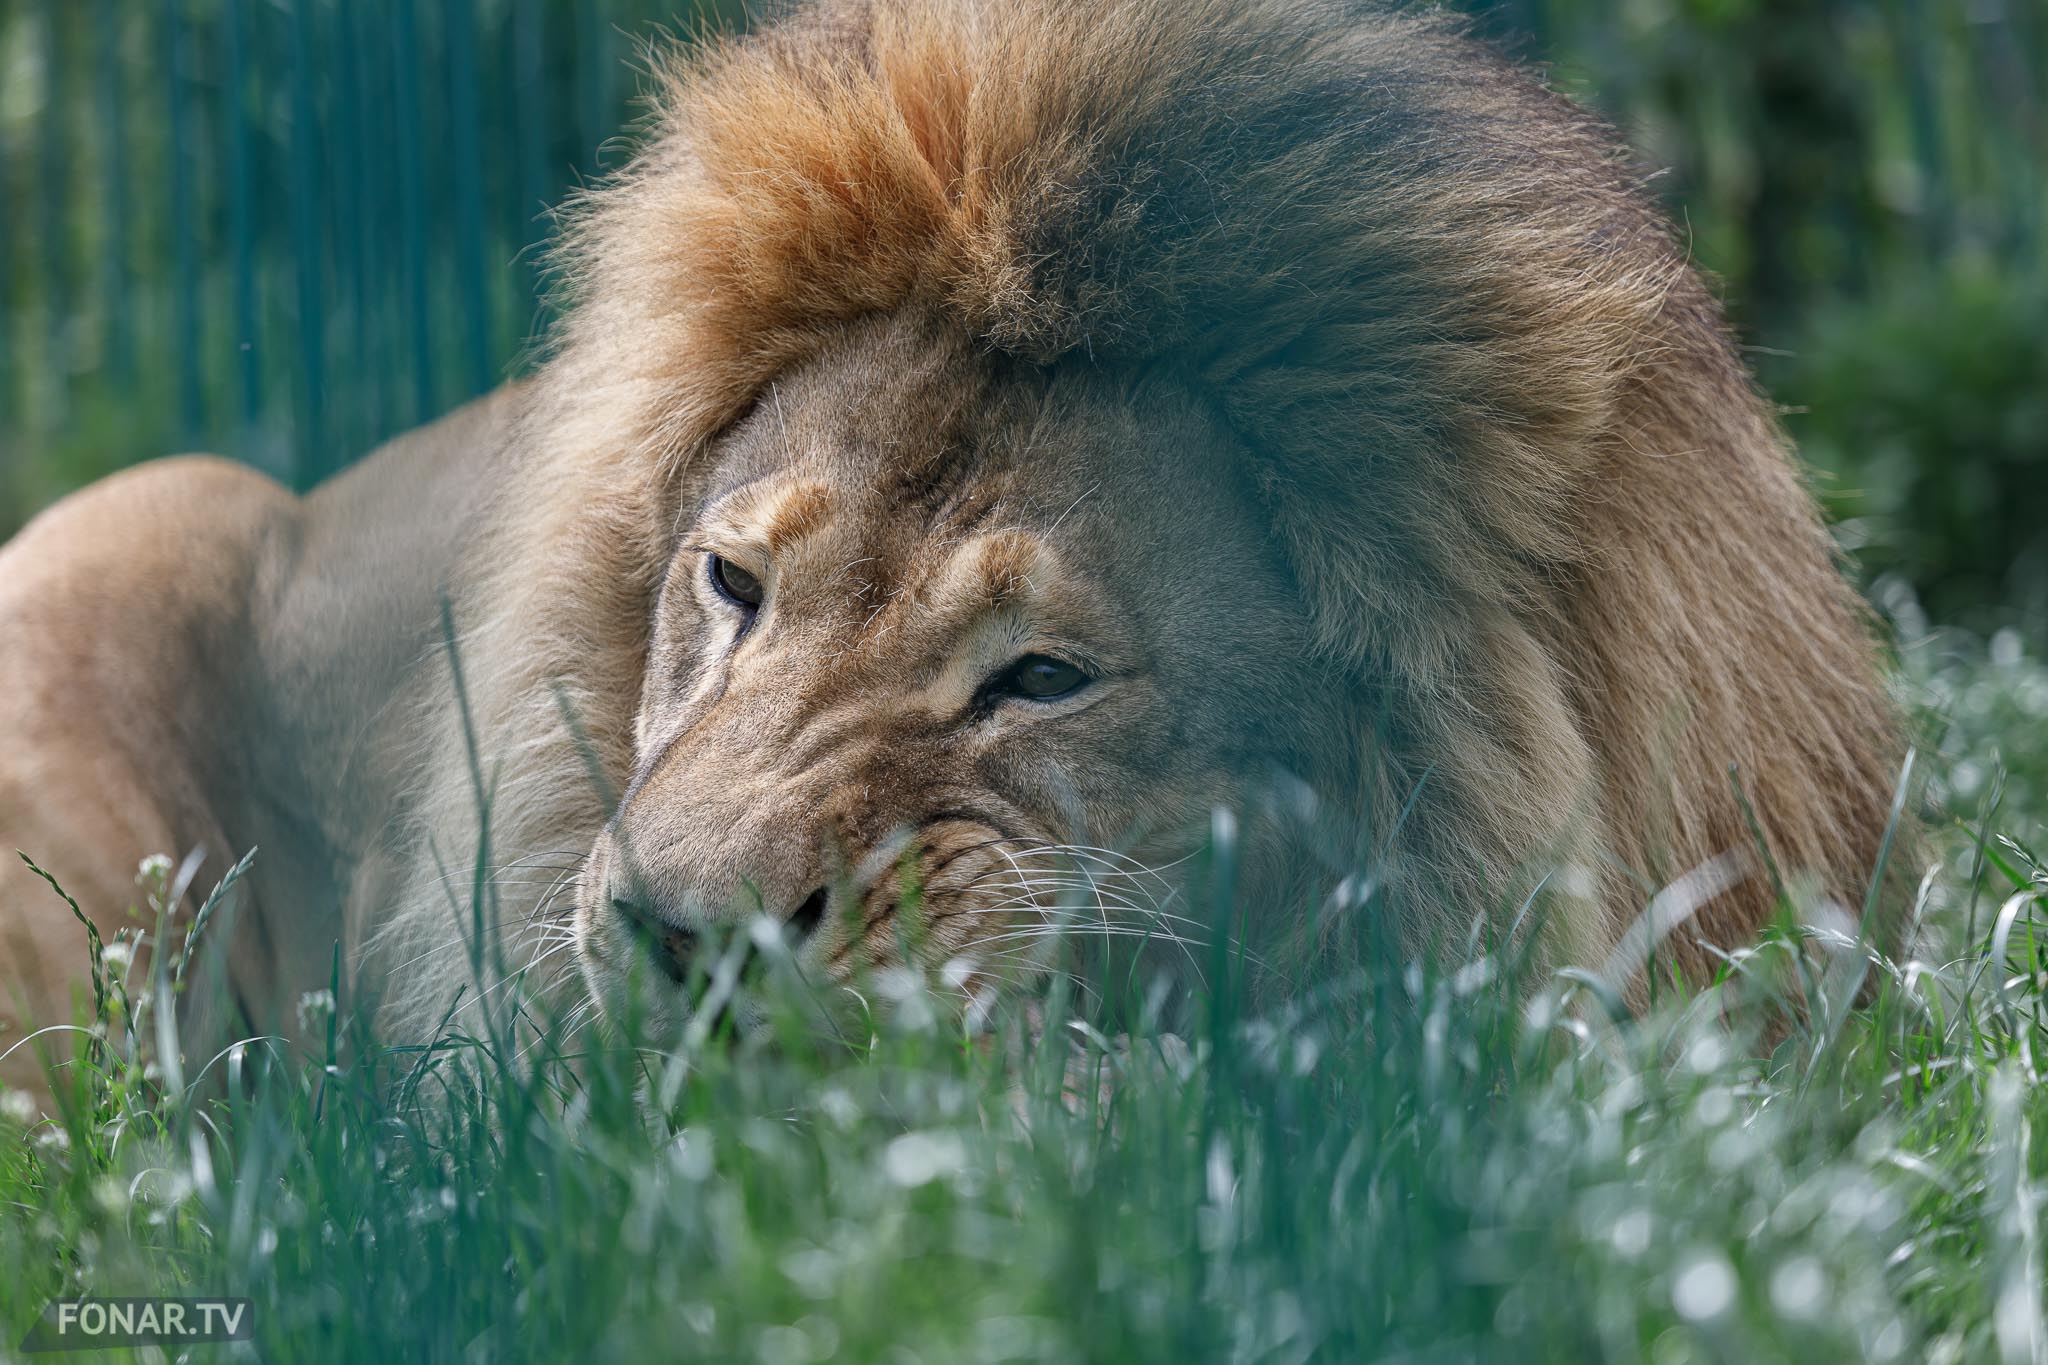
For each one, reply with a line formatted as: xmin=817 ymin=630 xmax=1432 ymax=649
xmin=573 ymin=825 xmax=1197 ymax=1042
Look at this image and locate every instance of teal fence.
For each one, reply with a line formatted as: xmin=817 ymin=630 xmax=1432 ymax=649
xmin=0 ymin=0 xmax=739 ymax=507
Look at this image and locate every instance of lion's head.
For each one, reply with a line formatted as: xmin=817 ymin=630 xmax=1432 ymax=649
xmin=373 ymin=0 xmax=1904 ymax=1040
xmin=570 ymin=309 xmax=1342 ymax=1029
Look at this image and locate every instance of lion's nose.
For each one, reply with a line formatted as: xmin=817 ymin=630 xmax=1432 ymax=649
xmin=611 ymin=895 xmax=697 ymax=983
xmin=610 ymin=885 xmax=830 ymax=983
xmin=789 ymin=887 xmax=828 ymax=941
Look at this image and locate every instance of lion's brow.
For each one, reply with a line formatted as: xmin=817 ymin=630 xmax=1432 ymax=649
xmin=759 ymin=480 xmax=837 ymax=554
xmin=698 ymin=477 xmax=838 ymax=555
xmin=912 ymin=529 xmax=1048 ymax=618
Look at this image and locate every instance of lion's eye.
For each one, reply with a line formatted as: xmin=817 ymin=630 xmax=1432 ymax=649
xmin=997 ymin=654 xmax=1091 ymax=701
xmin=708 ymin=555 xmax=765 ymax=610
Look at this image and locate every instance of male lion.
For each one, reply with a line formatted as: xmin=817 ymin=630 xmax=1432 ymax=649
xmin=0 ymin=0 xmax=1903 ymax=1079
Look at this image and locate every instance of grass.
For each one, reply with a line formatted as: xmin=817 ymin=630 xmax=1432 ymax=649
xmin=2 ymin=629 xmax=2046 ymax=1364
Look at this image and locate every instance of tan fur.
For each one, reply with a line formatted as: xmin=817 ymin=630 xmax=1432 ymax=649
xmin=1 ymin=0 xmax=1905 ymax=1070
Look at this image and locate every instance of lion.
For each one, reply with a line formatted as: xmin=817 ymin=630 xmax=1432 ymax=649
xmin=0 ymin=0 xmax=1905 ymax=1082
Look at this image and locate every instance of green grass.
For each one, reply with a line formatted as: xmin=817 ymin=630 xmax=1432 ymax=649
xmin=3 ymin=633 xmax=2046 ymax=1364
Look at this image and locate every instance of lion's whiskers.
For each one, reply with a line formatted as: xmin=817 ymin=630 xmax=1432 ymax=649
xmin=385 ymin=852 xmax=588 ymax=978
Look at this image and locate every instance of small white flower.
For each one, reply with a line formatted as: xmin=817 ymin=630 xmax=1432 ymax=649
xmin=815 ymin=1087 xmax=861 ymax=1130
xmin=1671 ymin=1250 xmax=1738 ymax=1321
xmin=101 ymin=940 xmax=135 ymax=971
xmin=34 ymin=1125 xmax=70 ymax=1152
xmin=136 ymin=854 xmax=172 ymax=884
xmin=296 ymin=989 xmax=337 ymax=1032
xmin=1770 ymin=1256 xmax=1828 ymax=1320
xmin=883 ymin=1131 xmax=967 ymax=1187
xmin=0 ymin=1090 xmax=38 ymax=1125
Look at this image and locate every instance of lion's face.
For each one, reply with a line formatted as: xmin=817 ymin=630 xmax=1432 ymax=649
xmin=572 ymin=311 xmax=1333 ymax=1031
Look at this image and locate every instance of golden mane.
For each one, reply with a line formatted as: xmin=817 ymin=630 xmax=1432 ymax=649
xmin=378 ymin=0 xmax=1904 ymax=1030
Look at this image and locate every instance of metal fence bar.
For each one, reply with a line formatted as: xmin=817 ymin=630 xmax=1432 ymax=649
xmin=449 ymin=0 xmax=493 ymax=400
xmin=165 ymin=0 xmax=204 ymax=442
xmin=512 ymin=0 xmax=551 ymax=321
xmin=578 ymin=2 xmax=615 ymax=175
xmin=0 ymin=103 xmax=9 ymax=431
xmin=354 ymin=0 xmax=397 ymax=446
xmin=36 ymin=0 xmax=70 ymax=398
xmin=96 ymin=0 xmax=134 ymax=385
xmin=332 ymin=0 xmax=366 ymax=462
xmin=225 ymin=0 xmax=260 ymax=431
xmin=287 ymin=0 xmax=326 ymax=484
xmin=392 ymin=0 xmax=435 ymax=432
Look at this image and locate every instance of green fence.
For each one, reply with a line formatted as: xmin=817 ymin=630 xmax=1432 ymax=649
xmin=0 ymin=0 xmax=739 ymax=511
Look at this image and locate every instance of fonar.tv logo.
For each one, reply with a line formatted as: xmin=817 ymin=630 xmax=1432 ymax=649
xmin=21 ymin=1298 xmax=254 ymax=1352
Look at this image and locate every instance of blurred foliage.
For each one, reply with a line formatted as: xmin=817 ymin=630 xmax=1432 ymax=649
xmin=1796 ymin=268 xmax=2048 ymax=636
xmin=1 ymin=0 xmax=2043 ymax=637
xmin=1491 ymin=0 xmax=2048 ymax=641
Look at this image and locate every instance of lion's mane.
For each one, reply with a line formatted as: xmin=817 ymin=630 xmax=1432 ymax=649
xmin=377 ymin=0 xmax=1903 ymax=1029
